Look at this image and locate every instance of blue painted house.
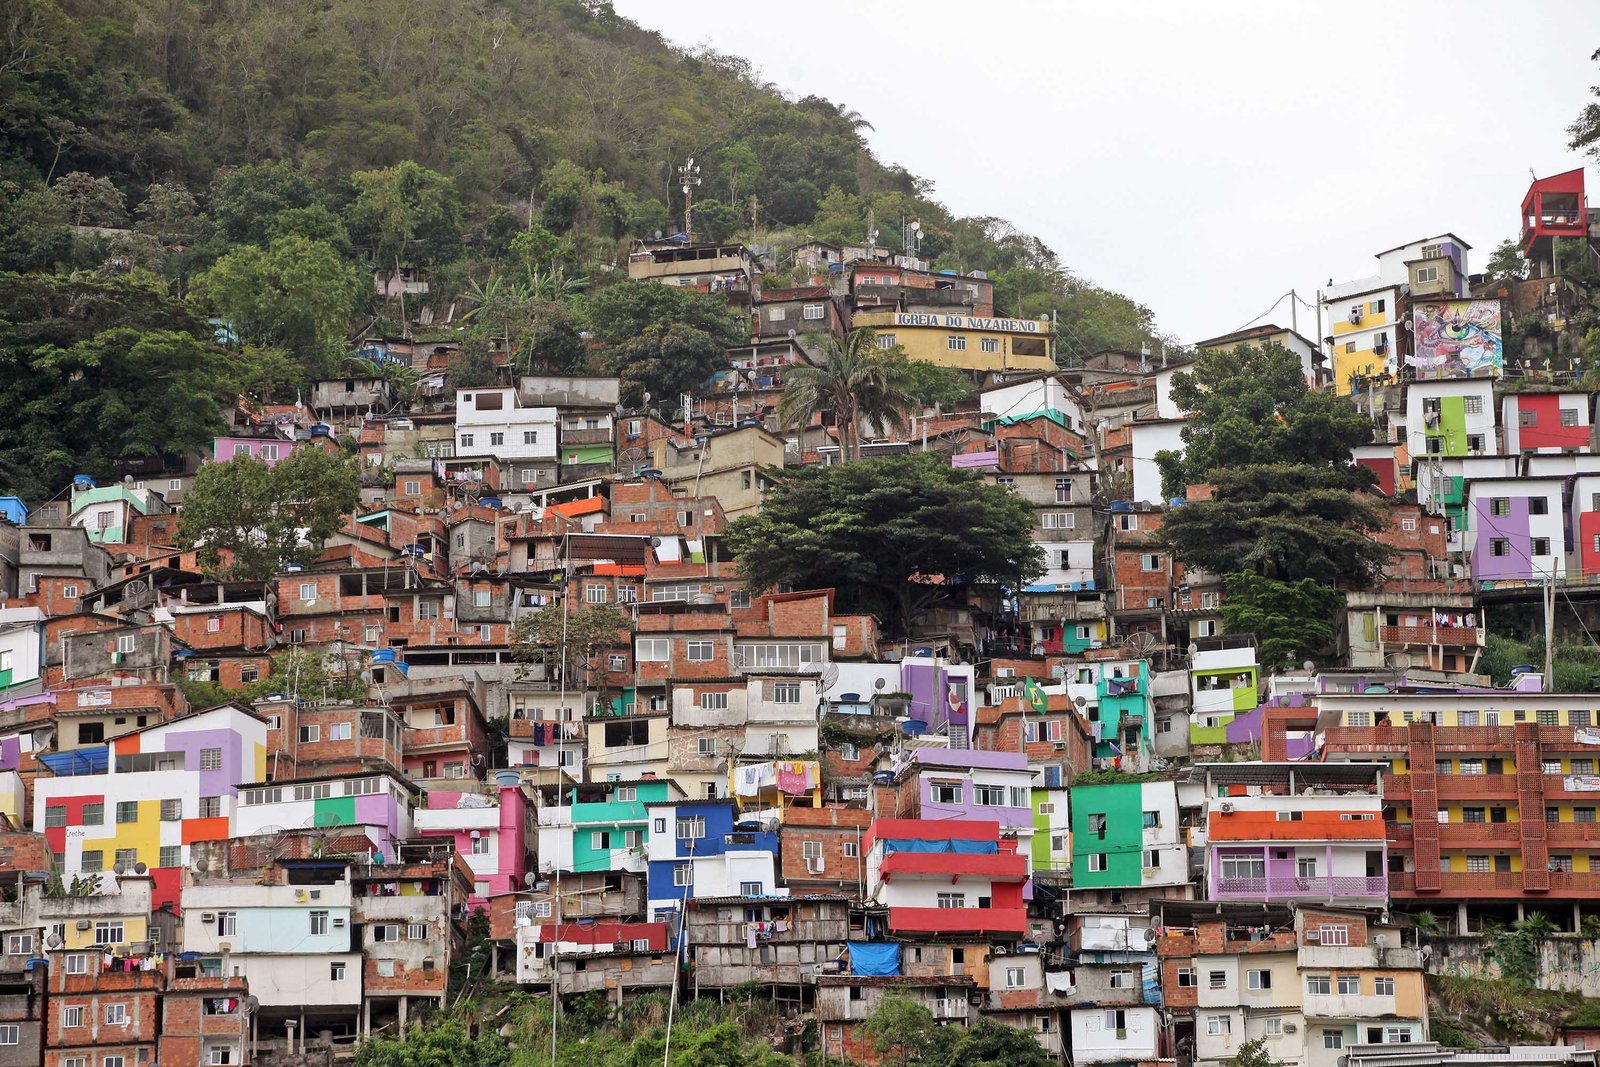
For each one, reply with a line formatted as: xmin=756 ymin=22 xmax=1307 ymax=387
xmin=645 ymin=798 xmax=781 ymax=919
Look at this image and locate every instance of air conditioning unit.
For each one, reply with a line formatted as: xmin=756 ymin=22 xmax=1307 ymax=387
xmin=1053 ymin=742 xmax=1067 ymax=751
xmin=333 ymin=917 xmax=346 ymax=927
xmin=201 ymin=913 xmax=215 ymax=923
xmin=310 ymin=890 xmax=321 ymax=900
xmin=1283 ymin=1023 xmax=1299 ymax=1034
xmin=76 ymin=920 xmax=92 ymax=931
xmin=1305 ymin=929 xmax=1320 ymax=942
xmin=1219 ymin=802 xmax=1234 ymax=814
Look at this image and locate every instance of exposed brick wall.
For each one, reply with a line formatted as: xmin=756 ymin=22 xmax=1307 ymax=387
xmin=779 ymin=807 xmax=869 ymax=890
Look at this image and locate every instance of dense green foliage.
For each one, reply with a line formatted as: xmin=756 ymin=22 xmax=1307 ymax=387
xmin=177 ymin=448 xmax=361 ymax=579
xmin=1481 ymin=633 xmax=1600 ymax=692
xmin=0 ymin=0 xmax=1171 ymax=432
xmin=0 ymin=270 xmax=240 ymax=499
xmin=1220 ymin=573 xmax=1343 ymax=669
xmin=1155 ymin=342 xmax=1376 ymax=493
xmin=725 ymin=453 xmax=1044 ymax=636
xmin=859 ymin=996 xmax=1057 ymax=1067
xmin=585 ymin=280 xmax=748 ymax=406
xmin=357 ymin=992 xmax=806 ymax=1067
xmin=1157 ymin=343 xmax=1388 ymax=663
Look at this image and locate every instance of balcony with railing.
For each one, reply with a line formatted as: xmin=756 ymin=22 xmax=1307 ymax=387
xmin=403 ymin=722 xmax=472 ymax=750
xmin=1437 ymin=822 xmax=1524 ymax=848
xmin=1387 ymin=868 xmax=1600 ymax=897
xmin=1437 ymin=773 xmax=1520 ymax=799
xmin=1545 ymin=822 xmax=1600 ymax=842
xmin=1379 ymin=624 xmax=1485 ymax=647
xmin=1212 ymin=874 xmax=1388 ymax=902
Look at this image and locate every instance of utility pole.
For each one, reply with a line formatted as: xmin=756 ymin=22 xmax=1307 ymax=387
xmin=1545 ymin=567 xmax=1556 ymax=688
xmin=1290 ymin=288 xmax=1299 ymax=336
xmin=678 ymin=156 xmax=701 ymax=239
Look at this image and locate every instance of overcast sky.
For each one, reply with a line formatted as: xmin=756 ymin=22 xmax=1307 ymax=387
xmin=613 ymin=0 xmax=1600 ymax=345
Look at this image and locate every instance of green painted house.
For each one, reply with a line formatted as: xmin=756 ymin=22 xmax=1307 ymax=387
xmin=536 ymin=778 xmax=682 ymax=875
xmin=1069 ymin=779 xmax=1185 ymax=890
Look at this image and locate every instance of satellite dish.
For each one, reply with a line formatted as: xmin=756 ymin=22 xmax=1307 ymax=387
xmin=470 ymin=830 xmax=482 ymax=840
xmin=654 ymin=230 xmax=663 ymax=240
xmin=873 ymin=678 xmax=887 ymax=691
xmin=819 ymin=664 xmax=840 ymax=690
xmin=1120 ymin=631 xmax=1159 ymax=657
xmin=113 ymin=863 xmax=127 ymax=876
xmin=1302 ymin=660 xmax=1316 ymax=673
xmin=1073 ymin=695 xmax=1088 ymax=708
xmin=133 ymin=863 xmax=147 ymax=875
xmin=1187 ymin=643 xmax=1199 ymax=657
xmin=524 ymin=871 xmax=538 ymax=887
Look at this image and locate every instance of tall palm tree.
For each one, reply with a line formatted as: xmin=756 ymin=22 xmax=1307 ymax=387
xmin=779 ymin=329 xmax=920 ymax=462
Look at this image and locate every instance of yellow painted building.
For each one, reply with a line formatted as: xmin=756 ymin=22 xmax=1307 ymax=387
xmin=853 ymin=310 xmax=1054 ymax=372
xmin=1326 ymin=287 xmax=1399 ymax=395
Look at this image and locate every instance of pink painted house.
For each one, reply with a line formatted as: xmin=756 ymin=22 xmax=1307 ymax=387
xmin=413 ymin=784 xmax=533 ymax=905
xmin=211 ymin=432 xmax=296 ymax=466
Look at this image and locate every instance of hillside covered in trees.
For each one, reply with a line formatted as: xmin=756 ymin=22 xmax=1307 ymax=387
xmin=0 ymin=0 xmax=1170 ymax=499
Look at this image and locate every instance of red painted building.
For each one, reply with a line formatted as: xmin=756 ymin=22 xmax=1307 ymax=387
xmin=864 ymin=818 xmax=1028 ymax=937
xmin=1521 ymin=168 xmax=1588 ymax=267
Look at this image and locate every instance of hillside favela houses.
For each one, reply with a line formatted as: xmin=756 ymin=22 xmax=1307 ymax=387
xmin=9 ymin=4 xmax=1600 ymax=1065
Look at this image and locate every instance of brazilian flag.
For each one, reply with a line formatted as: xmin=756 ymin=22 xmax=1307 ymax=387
xmin=1022 ymin=676 xmax=1048 ymax=714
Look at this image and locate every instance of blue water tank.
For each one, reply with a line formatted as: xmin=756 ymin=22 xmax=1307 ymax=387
xmin=73 ymin=474 xmax=95 ymax=488
xmin=479 ymin=497 xmax=502 ymax=510
xmin=309 ymin=423 xmax=332 ymax=437
xmin=1110 ymin=500 xmax=1133 ymax=513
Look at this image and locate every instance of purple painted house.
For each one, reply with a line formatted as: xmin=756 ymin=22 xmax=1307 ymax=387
xmin=1197 ymin=762 xmax=1389 ymax=907
xmin=897 ymin=749 xmax=1036 ymax=831
xmin=31 ymin=702 xmax=270 ymax=909
xmin=1467 ymin=477 xmax=1567 ymax=583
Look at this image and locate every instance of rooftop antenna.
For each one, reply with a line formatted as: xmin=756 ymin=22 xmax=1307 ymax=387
xmin=678 ymin=156 xmax=701 ymax=240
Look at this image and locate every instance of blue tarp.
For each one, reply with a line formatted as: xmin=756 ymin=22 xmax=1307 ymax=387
xmin=881 ymin=838 xmax=996 ymax=856
xmin=849 ymin=942 xmax=901 ymax=977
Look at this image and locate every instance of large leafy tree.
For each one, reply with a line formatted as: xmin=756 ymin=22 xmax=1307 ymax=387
xmin=0 ymin=271 xmax=237 ymax=499
xmin=778 ymin=328 xmax=921 ymax=462
xmin=586 ymin=280 xmax=747 ymax=407
xmin=725 ymin=453 xmax=1043 ymax=636
xmin=178 ymin=447 xmax=360 ymax=580
xmin=189 ymin=235 xmax=367 ymax=363
xmin=1156 ymin=342 xmax=1389 ymax=662
xmin=1221 ymin=573 xmax=1344 ymax=669
xmin=1162 ymin=465 xmax=1391 ymax=586
xmin=1156 ymin=341 xmax=1376 ymax=494
xmin=344 ymin=161 xmax=463 ymax=316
